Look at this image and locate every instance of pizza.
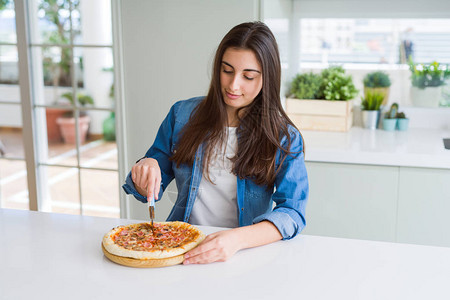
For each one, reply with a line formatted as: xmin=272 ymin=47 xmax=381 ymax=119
xmin=102 ymin=221 xmax=205 ymax=260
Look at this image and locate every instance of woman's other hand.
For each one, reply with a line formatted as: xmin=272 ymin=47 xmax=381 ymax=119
xmin=183 ymin=229 xmax=242 ymax=264
xmin=131 ymin=158 xmax=161 ymax=200
xmin=183 ymin=221 xmax=282 ymax=264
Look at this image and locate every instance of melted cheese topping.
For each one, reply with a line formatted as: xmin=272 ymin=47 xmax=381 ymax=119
xmin=113 ymin=223 xmax=200 ymax=251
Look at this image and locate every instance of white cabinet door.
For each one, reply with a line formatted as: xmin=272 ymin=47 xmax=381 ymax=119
xmin=397 ymin=167 xmax=450 ymax=247
xmin=303 ymin=162 xmax=398 ymax=242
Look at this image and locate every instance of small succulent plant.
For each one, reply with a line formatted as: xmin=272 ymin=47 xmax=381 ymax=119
xmin=384 ymin=103 xmax=399 ymax=119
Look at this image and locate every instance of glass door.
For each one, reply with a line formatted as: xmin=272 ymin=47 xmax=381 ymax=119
xmin=1 ymin=0 xmax=124 ymax=218
xmin=0 ymin=0 xmax=29 ymax=210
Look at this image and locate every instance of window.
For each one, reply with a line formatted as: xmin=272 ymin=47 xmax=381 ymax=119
xmin=0 ymin=0 xmax=29 ymax=210
xmin=0 ymin=0 xmax=123 ymax=218
xmin=299 ymin=19 xmax=450 ymax=65
xmin=265 ymin=14 xmax=450 ymax=107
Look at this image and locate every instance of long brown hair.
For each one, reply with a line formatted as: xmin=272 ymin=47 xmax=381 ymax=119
xmin=171 ymin=21 xmax=299 ymax=187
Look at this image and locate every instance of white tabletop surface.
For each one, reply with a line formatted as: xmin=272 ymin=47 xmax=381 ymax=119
xmin=302 ymin=127 xmax=450 ymax=169
xmin=2 ymin=209 xmax=450 ymax=300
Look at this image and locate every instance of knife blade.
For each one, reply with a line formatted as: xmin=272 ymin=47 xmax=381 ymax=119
xmin=148 ymin=193 xmax=155 ymax=233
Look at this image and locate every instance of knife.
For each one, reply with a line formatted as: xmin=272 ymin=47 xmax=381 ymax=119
xmin=148 ymin=193 xmax=155 ymax=233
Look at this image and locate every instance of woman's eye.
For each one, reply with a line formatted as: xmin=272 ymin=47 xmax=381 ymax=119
xmin=244 ymin=76 xmax=254 ymax=80
xmin=223 ymin=70 xmax=233 ymax=74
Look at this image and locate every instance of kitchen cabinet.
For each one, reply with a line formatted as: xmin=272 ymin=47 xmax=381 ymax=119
xmin=303 ymin=161 xmax=450 ymax=248
xmin=397 ymin=167 xmax=450 ymax=247
xmin=303 ymin=162 xmax=398 ymax=242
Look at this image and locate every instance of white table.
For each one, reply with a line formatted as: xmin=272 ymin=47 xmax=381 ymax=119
xmin=2 ymin=209 xmax=450 ymax=300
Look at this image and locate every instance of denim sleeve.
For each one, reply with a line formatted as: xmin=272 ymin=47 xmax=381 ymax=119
xmin=253 ymin=129 xmax=309 ymax=240
xmin=122 ymin=104 xmax=177 ymax=203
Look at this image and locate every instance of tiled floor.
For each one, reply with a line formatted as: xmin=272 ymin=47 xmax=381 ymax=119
xmin=0 ymin=128 xmax=120 ymax=218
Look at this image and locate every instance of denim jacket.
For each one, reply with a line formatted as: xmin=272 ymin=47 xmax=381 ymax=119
xmin=122 ymin=97 xmax=308 ymax=240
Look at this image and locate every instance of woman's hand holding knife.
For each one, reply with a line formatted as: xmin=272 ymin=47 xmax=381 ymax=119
xmin=132 ymin=158 xmax=161 ymax=233
xmin=131 ymin=157 xmax=161 ymax=205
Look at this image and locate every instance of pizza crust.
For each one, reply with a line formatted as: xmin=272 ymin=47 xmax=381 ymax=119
xmin=102 ymin=221 xmax=205 ymax=260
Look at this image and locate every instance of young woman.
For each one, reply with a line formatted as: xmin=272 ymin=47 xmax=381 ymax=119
xmin=123 ymin=21 xmax=308 ymax=264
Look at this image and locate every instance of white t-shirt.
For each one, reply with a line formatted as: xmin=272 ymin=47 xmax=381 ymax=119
xmin=189 ymin=127 xmax=239 ymax=228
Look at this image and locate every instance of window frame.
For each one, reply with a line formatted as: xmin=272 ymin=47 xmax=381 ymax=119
xmin=8 ymin=0 xmax=129 ymax=217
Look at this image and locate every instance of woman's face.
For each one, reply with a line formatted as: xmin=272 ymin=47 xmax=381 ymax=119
xmin=220 ymin=48 xmax=263 ymax=119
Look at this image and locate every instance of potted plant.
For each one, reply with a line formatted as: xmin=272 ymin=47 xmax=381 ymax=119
xmin=409 ymin=61 xmax=449 ymax=108
xmin=286 ymin=66 xmax=358 ymax=132
xmin=382 ymin=103 xmax=398 ymax=131
xmin=56 ymin=92 xmax=94 ymax=144
xmin=102 ymin=67 xmax=116 ymax=141
xmin=39 ymin=0 xmax=81 ymax=142
xmin=289 ymin=72 xmax=322 ymax=100
xmin=363 ymin=71 xmax=391 ymax=106
xmin=396 ymin=111 xmax=409 ymax=131
xmin=46 ymin=107 xmax=71 ymax=142
xmin=318 ymin=66 xmax=359 ymax=101
xmin=361 ymin=90 xmax=384 ymax=130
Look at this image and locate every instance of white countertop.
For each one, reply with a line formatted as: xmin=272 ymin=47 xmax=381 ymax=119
xmin=302 ymin=127 xmax=450 ymax=169
xmin=2 ymin=209 xmax=450 ymax=300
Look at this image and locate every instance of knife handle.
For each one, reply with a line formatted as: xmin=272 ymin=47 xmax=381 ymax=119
xmin=149 ymin=206 xmax=155 ymax=219
xmin=148 ymin=193 xmax=155 ymax=206
xmin=148 ymin=193 xmax=155 ymax=221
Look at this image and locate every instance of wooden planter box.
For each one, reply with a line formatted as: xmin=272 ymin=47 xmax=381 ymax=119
xmin=286 ymin=98 xmax=354 ymax=132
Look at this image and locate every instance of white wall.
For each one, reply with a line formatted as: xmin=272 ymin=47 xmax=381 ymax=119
xmin=120 ymin=0 xmax=261 ymax=220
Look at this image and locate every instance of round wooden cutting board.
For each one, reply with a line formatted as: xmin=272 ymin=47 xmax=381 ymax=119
xmin=102 ymin=244 xmax=185 ymax=268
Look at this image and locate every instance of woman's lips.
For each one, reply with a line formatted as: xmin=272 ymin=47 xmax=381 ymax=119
xmin=226 ymin=91 xmax=241 ymax=100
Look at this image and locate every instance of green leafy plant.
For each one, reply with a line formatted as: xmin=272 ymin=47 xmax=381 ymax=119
xmin=101 ymin=67 xmax=116 ymax=141
xmin=39 ymin=0 xmax=82 ymax=87
xmin=289 ymin=72 xmax=322 ymax=99
xmin=363 ymin=71 xmax=391 ymax=88
xmin=315 ymin=66 xmax=344 ymax=99
xmin=319 ymin=66 xmax=358 ymax=101
xmin=61 ymin=92 xmax=94 ymax=106
xmin=409 ymin=60 xmax=450 ymax=89
xmin=0 ymin=0 xmax=11 ymax=11
xmin=361 ymin=91 xmax=384 ymax=111
xmin=384 ymin=103 xmax=399 ymax=119
xmin=60 ymin=92 xmax=94 ymax=117
xmin=289 ymin=66 xmax=358 ymax=101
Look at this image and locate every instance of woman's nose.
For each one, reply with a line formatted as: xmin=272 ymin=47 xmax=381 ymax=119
xmin=229 ymin=75 xmax=241 ymax=91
